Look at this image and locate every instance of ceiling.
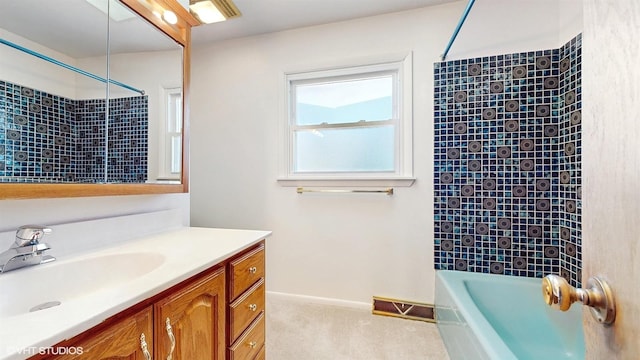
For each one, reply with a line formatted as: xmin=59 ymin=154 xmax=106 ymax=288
xmin=0 ymin=0 xmax=179 ymax=58
xmin=191 ymin=0 xmax=460 ymax=44
xmin=0 ymin=0 xmax=459 ymax=59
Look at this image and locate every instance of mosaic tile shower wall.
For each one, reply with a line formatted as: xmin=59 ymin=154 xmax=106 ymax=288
xmin=106 ymin=97 xmax=149 ymax=183
xmin=433 ymin=34 xmax=582 ymax=287
xmin=0 ymin=80 xmax=148 ymax=183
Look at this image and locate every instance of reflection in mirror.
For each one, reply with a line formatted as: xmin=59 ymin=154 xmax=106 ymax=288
xmin=107 ymin=0 xmax=183 ymax=184
xmin=0 ymin=0 xmax=183 ymax=184
xmin=0 ymin=1 xmax=108 ymax=183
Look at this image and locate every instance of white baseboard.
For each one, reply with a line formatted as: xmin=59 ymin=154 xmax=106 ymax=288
xmin=266 ymin=291 xmax=371 ymax=311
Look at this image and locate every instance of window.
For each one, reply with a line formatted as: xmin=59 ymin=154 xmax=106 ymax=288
xmin=158 ymin=87 xmax=182 ymax=180
xmin=279 ymin=54 xmax=414 ymax=186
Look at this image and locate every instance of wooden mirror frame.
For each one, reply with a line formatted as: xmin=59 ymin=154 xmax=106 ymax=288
xmin=0 ymin=0 xmax=198 ymax=199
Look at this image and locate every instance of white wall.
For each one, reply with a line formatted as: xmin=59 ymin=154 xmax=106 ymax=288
xmin=190 ymin=1 xmax=577 ymax=304
xmin=558 ymin=0 xmax=584 ymax=44
xmin=445 ymin=0 xmax=583 ymax=61
xmin=0 ymin=194 xmax=190 ymax=253
xmin=0 ymin=29 xmax=85 ymax=99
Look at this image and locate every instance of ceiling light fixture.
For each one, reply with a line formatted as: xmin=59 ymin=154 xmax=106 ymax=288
xmin=189 ymin=0 xmax=241 ymax=24
xmin=162 ymin=10 xmax=178 ymax=25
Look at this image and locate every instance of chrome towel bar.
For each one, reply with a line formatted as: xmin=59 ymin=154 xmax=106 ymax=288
xmin=296 ymin=187 xmax=394 ymax=195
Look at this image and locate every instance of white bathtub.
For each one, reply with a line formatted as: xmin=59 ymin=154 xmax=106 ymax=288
xmin=435 ymin=270 xmax=584 ymax=360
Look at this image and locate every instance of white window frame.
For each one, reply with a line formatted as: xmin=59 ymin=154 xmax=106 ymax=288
xmin=278 ymin=53 xmax=414 ymax=187
xmin=157 ymin=86 xmax=182 ymax=181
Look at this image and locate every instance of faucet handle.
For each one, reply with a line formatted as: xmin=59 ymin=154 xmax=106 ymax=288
xmin=15 ymin=225 xmax=52 ymax=246
xmin=542 ymin=274 xmax=578 ymax=311
xmin=542 ymin=274 xmax=616 ymax=326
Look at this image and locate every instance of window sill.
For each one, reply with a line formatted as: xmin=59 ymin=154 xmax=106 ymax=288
xmin=277 ymin=177 xmax=415 ymax=187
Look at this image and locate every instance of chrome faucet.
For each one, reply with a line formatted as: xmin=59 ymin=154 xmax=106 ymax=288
xmin=0 ymin=225 xmax=56 ymax=273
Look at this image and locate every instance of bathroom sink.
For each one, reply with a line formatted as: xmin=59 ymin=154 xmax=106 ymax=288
xmin=0 ymin=252 xmax=165 ymax=317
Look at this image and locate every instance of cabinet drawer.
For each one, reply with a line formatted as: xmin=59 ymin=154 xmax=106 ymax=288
xmin=254 ymin=345 xmax=265 ymax=360
xmin=229 ymin=278 xmax=265 ymax=343
xmin=229 ymin=244 xmax=265 ymax=301
xmin=229 ymin=312 xmax=265 ymax=360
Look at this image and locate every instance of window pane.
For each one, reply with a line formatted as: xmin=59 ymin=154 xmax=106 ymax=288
xmin=170 ymin=135 xmax=181 ymax=174
xmin=295 ymin=75 xmax=392 ymax=126
xmin=168 ymin=91 xmax=182 ymax=132
xmin=294 ymin=126 xmax=394 ymax=172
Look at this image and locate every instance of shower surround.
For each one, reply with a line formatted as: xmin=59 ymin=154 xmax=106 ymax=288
xmin=0 ymin=80 xmax=148 ymax=183
xmin=433 ymin=34 xmax=582 ymax=287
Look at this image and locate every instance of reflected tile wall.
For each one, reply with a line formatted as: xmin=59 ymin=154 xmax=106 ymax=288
xmin=0 ymin=80 xmax=148 ymax=183
xmin=433 ymin=34 xmax=582 ymax=287
xmin=106 ymin=97 xmax=149 ymax=183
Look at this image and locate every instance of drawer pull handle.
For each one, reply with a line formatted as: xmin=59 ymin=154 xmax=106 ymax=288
xmin=249 ymin=266 xmax=258 ymax=274
xmin=166 ymin=317 xmax=176 ymax=360
xmin=249 ymin=303 xmax=257 ymax=311
xmin=140 ymin=333 xmax=152 ymax=360
xmin=248 ymin=341 xmax=257 ymax=349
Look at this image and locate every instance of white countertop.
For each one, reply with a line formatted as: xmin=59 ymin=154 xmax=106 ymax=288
xmin=0 ymin=227 xmax=271 ymax=360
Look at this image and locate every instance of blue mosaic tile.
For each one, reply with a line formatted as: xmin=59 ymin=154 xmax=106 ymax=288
xmin=434 ymin=34 xmax=582 ymax=287
xmin=0 ymin=79 xmax=148 ymax=183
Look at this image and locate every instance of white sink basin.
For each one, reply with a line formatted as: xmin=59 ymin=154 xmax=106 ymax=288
xmin=0 ymin=252 xmax=165 ymax=317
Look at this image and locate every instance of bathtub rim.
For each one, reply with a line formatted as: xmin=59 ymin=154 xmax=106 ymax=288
xmin=436 ymin=270 xmax=527 ymax=360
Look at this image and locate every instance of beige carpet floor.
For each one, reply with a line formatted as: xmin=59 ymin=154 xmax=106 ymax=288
xmin=265 ymin=294 xmax=450 ymax=360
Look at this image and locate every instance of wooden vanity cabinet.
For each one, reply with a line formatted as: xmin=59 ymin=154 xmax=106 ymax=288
xmin=32 ymin=267 xmax=225 ymax=360
xmin=29 ymin=241 xmax=266 ymax=360
xmin=154 ymin=267 xmax=226 ymax=360
xmin=53 ymin=306 xmax=154 ymax=360
xmin=227 ymin=243 xmax=266 ymax=359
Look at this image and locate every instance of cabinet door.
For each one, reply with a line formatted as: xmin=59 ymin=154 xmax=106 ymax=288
xmin=53 ymin=306 xmax=153 ymax=360
xmin=155 ymin=267 xmax=226 ymax=360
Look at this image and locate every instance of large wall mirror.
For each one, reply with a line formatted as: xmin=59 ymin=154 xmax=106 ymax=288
xmin=0 ymin=0 xmax=195 ymax=198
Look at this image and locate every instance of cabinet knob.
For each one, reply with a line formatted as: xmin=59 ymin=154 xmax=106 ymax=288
xmin=249 ymin=266 xmax=257 ymax=274
xmin=248 ymin=303 xmax=257 ymax=311
xmin=248 ymin=341 xmax=257 ymax=349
